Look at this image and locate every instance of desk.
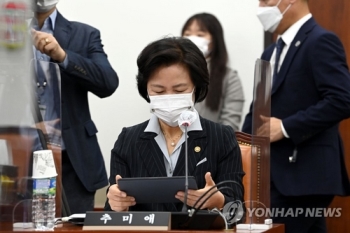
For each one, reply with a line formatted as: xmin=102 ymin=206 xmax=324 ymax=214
xmin=1 ymin=222 xmax=284 ymax=233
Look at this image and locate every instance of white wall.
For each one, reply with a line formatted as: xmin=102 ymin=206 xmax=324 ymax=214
xmin=58 ymin=0 xmax=264 ymax=181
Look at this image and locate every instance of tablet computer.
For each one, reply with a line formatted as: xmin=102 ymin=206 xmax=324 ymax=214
xmin=118 ymin=176 xmax=198 ymax=204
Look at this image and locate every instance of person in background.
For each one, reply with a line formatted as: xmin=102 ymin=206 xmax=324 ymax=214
xmin=181 ymin=13 xmax=244 ymax=131
xmin=242 ymin=0 xmax=350 ymax=232
xmin=31 ymin=0 xmax=119 ymax=214
xmin=105 ymin=37 xmax=244 ymax=213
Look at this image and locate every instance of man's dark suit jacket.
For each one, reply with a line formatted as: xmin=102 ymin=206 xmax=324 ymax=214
xmin=242 ymin=18 xmax=350 ymax=197
xmin=104 ymin=117 xmax=244 ymax=211
xmin=53 ymin=12 xmax=118 ymax=192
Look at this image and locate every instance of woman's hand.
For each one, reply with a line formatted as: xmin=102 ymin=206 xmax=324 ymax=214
xmin=107 ymin=175 xmax=136 ymax=212
xmin=175 ymin=172 xmax=225 ymax=210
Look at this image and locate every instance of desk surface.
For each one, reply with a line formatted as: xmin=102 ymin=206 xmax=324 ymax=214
xmin=1 ymin=222 xmax=284 ymax=233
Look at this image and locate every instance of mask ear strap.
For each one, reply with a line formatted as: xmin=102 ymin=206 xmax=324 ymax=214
xmin=192 ymin=87 xmax=196 ymax=103
xmin=282 ymin=4 xmax=292 ymax=15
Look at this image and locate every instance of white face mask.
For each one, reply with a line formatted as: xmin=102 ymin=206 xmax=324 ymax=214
xmin=256 ymin=0 xmax=292 ymax=33
xmin=34 ymin=0 xmax=59 ymax=13
xmin=149 ymin=90 xmax=194 ymax=127
xmin=185 ymin=36 xmax=210 ymax=57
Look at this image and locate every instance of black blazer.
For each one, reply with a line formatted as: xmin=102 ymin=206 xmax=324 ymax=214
xmin=105 ymin=117 xmax=244 ymax=211
xmin=54 ymin=11 xmax=119 ymax=192
xmin=243 ymin=18 xmax=350 ymax=196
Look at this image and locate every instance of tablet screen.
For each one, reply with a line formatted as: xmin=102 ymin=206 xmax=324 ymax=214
xmin=118 ymin=176 xmax=198 ymax=203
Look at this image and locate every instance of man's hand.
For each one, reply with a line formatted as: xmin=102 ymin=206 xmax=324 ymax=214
xmin=32 ymin=29 xmax=66 ymax=62
xmin=175 ymin=172 xmax=224 ymax=210
xmin=106 ymin=175 xmax=136 ymax=212
xmin=259 ymin=116 xmax=284 ymax=142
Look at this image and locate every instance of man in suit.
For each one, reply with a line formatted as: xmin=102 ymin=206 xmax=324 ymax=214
xmin=32 ymin=0 xmax=119 ymax=214
xmin=242 ymin=0 xmax=350 ymax=232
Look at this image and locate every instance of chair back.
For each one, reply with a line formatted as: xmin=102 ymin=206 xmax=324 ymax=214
xmin=235 ymin=131 xmax=270 ymax=224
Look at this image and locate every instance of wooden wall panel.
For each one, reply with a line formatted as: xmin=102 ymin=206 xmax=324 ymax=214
xmin=309 ymin=0 xmax=350 ymax=232
xmin=309 ymin=0 xmax=350 ymax=57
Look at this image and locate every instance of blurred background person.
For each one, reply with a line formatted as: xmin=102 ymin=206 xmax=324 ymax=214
xmin=181 ymin=13 xmax=244 ymax=131
xmin=31 ymin=0 xmax=119 ymax=214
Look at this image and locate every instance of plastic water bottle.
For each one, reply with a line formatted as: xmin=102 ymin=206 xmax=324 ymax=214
xmin=31 ymin=150 xmax=57 ymax=230
xmin=32 ymin=177 xmax=56 ymax=230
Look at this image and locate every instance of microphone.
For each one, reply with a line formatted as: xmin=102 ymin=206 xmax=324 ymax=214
xmin=180 ymin=181 xmax=244 ymax=229
xmin=178 ymin=111 xmax=197 ymax=130
xmin=178 ymin=111 xmax=197 ymax=213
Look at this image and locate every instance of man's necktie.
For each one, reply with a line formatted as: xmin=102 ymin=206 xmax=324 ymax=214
xmin=272 ymin=38 xmax=285 ymax=87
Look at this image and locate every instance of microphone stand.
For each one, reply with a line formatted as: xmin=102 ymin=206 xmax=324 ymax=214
xmin=182 ymin=123 xmax=189 ymax=213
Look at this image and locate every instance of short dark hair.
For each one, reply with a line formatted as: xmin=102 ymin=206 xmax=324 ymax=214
xmin=136 ymin=37 xmax=209 ymax=103
xmin=181 ymin=13 xmax=228 ymax=111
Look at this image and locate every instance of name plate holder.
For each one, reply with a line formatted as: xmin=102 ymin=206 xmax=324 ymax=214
xmin=83 ymin=211 xmax=170 ymax=231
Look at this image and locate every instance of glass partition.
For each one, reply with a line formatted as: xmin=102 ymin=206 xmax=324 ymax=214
xmin=0 ymin=0 xmax=63 ymax=227
xmin=244 ymin=59 xmax=272 ymax=226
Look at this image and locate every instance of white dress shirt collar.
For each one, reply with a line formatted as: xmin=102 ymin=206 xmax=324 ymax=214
xmin=279 ymin=13 xmax=312 ymax=46
xmin=30 ymin=9 xmax=58 ymax=31
xmin=271 ymin=13 xmax=313 ymax=76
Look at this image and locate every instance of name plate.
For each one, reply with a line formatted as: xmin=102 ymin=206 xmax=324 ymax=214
xmin=83 ymin=211 xmax=170 ymax=231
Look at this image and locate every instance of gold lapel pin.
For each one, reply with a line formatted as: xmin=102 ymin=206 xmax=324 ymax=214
xmin=194 ymin=146 xmax=201 ymax=153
